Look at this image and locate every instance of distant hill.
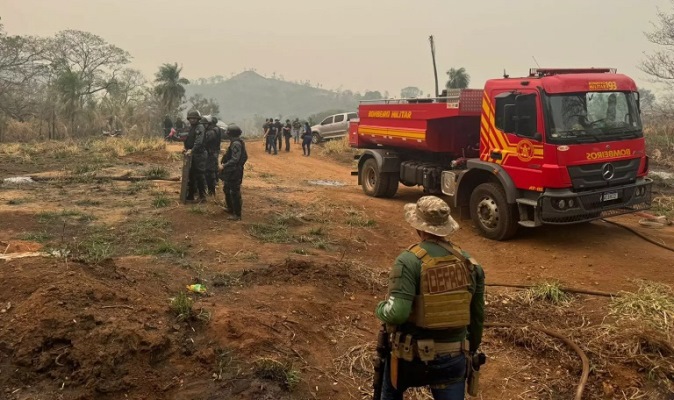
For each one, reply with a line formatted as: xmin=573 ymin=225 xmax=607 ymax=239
xmin=185 ymin=71 xmax=358 ymax=122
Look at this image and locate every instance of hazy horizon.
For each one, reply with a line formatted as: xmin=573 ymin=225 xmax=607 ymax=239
xmin=1 ymin=0 xmax=671 ymax=96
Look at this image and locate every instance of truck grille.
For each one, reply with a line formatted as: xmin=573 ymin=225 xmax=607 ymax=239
xmin=567 ymin=158 xmax=639 ymax=190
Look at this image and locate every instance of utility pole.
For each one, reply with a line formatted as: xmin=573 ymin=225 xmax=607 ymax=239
xmin=429 ymin=35 xmax=439 ymax=97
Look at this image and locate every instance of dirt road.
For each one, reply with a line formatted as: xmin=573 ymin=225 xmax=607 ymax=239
xmin=235 ymin=140 xmax=674 ymax=291
xmin=0 ymin=138 xmax=672 ymax=399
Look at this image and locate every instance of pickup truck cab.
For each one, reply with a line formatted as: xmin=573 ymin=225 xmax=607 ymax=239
xmin=311 ymin=112 xmax=358 ymax=143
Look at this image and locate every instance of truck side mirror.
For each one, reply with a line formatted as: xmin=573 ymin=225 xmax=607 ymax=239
xmin=515 ymin=94 xmax=537 ymax=138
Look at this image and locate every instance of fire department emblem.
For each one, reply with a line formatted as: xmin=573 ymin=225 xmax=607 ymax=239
xmin=516 ymin=139 xmax=534 ymax=162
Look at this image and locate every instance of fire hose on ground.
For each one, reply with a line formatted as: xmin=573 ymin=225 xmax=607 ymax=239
xmin=483 ymin=283 xmax=606 ymax=400
xmin=481 ymin=212 xmax=674 ymax=400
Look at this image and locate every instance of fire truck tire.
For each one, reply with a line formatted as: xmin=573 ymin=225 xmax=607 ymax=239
xmin=361 ymin=158 xmax=396 ymax=197
xmin=383 ymin=174 xmax=399 ymax=197
xmin=470 ymin=182 xmax=518 ymax=240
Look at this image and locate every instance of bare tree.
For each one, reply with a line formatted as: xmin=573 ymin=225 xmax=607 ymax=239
xmin=401 ymin=86 xmax=423 ymax=98
xmin=46 ymin=30 xmax=131 ymax=133
xmin=188 ymin=93 xmax=220 ymax=117
xmin=642 ymin=5 xmax=674 ymax=84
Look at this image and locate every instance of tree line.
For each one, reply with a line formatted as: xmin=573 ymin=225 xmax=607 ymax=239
xmin=0 ymin=20 xmax=195 ymax=142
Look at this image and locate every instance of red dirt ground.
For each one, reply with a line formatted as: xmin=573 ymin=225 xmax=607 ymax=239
xmin=0 ymin=139 xmax=672 ymax=399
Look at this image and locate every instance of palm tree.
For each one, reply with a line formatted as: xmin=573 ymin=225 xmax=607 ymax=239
xmin=154 ymin=63 xmax=189 ymax=116
xmin=446 ymin=67 xmax=470 ymax=89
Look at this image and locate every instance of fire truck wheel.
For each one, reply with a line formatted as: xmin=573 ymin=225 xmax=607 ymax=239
xmin=361 ymin=158 xmax=397 ymax=198
xmin=470 ymin=182 xmax=518 ymax=240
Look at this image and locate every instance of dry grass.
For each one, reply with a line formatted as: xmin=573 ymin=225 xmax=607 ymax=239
xmin=580 ymin=282 xmax=674 ymax=394
xmin=253 ymin=358 xmax=301 ymax=391
xmin=0 ymin=136 xmax=166 ymax=166
xmin=321 ymin=136 xmax=352 ymax=155
xmin=609 ymin=282 xmax=674 ymax=337
xmin=320 ymin=136 xmax=358 ymax=164
xmin=645 ymin=124 xmax=674 ymax=166
xmin=522 ymin=281 xmax=571 ymax=305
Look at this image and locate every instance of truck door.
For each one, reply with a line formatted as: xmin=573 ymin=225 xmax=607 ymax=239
xmin=484 ymin=89 xmax=544 ymax=191
xmin=320 ymin=116 xmax=334 ymax=137
xmin=332 ymin=114 xmax=346 ymax=137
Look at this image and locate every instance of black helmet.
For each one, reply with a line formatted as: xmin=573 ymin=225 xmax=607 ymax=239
xmin=187 ymin=110 xmax=201 ymax=120
xmin=200 ymin=115 xmax=213 ymax=125
xmin=226 ymin=124 xmax=242 ymax=137
xmin=212 ymin=117 xmax=218 ymax=125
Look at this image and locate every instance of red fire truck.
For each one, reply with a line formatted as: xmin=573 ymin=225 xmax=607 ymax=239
xmin=349 ymin=68 xmax=652 ymax=240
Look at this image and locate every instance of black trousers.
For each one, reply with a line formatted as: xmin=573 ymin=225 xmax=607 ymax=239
xmin=277 ymin=134 xmax=282 ymax=150
xmin=222 ymin=170 xmax=243 ymax=217
xmin=188 ymin=166 xmax=206 ymax=199
xmin=284 ymin=135 xmax=291 ymax=151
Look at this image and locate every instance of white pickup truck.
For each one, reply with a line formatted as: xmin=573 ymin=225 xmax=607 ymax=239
xmin=311 ymin=112 xmax=358 ymax=144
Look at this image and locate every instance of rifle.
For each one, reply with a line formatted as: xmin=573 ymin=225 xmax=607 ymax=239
xmin=373 ymin=323 xmax=390 ymax=400
xmin=467 ymin=351 xmax=487 ymax=397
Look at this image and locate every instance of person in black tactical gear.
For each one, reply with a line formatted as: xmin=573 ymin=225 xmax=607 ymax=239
xmin=184 ymin=110 xmax=208 ymax=203
xmin=163 ymin=115 xmax=173 ymax=138
xmin=263 ymin=118 xmax=271 ymax=152
xmin=204 ymin=116 xmax=222 ymax=196
xmin=301 ymin=121 xmax=313 ymax=156
xmin=265 ymin=119 xmax=278 ymax=155
xmin=274 ymin=118 xmax=283 ymax=151
xmin=219 ymin=124 xmax=248 ymax=220
xmin=283 ymin=119 xmax=292 ymax=152
xmin=292 ymin=118 xmax=302 ymax=144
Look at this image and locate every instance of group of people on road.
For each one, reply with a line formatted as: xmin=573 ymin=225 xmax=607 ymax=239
xmin=182 ymin=110 xmax=247 ymax=220
xmin=263 ymin=117 xmax=313 ymax=156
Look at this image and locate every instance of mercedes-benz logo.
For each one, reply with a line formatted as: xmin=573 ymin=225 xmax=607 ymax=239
xmin=601 ymin=163 xmax=615 ymax=181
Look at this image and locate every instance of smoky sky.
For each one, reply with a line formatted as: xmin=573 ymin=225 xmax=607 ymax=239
xmin=1 ymin=0 xmax=669 ymax=96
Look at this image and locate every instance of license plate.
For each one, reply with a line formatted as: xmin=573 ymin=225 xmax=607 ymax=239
xmin=602 ymin=191 xmax=618 ymax=201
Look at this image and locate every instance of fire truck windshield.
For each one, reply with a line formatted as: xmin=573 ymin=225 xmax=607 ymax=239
xmin=545 ymin=91 xmax=642 ymax=144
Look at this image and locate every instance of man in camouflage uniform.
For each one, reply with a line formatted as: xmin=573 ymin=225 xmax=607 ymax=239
xmin=219 ymin=124 xmax=248 ymax=220
xmin=292 ymin=118 xmax=302 ymax=144
xmin=375 ymin=196 xmax=485 ymax=400
xmin=204 ymin=116 xmax=222 ymax=196
xmin=184 ymin=110 xmax=208 ymax=203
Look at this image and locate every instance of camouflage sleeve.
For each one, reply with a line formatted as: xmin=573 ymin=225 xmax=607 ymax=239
xmin=466 ymin=254 xmax=485 ymax=353
xmin=223 ymin=142 xmax=242 ymax=170
xmin=374 ymin=252 xmax=417 ymax=325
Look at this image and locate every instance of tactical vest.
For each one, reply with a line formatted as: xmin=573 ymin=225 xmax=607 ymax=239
xmin=223 ymin=139 xmax=248 ymax=169
xmin=204 ymin=128 xmax=221 ymax=154
xmin=406 ymin=241 xmax=474 ymax=330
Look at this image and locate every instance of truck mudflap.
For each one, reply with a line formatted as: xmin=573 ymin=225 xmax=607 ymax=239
xmin=538 ymin=179 xmax=653 ymax=225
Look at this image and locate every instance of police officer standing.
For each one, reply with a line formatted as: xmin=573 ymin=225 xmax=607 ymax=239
xmin=375 ymin=196 xmax=485 ymax=400
xmin=283 ymin=119 xmax=292 ymax=152
xmin=204 ymin=116 xmax=222 ymax=196
xmin=219 ymin=124 xmax=248 ymax=221
xmin=265 ymin=119 xmax=278 ymax=155
xmin=263 ymin=118 xmax=271 ymax=152
xmin=184 ymin=110 xmax=208 ymax=203
xmin=274 ymin=118 xmax=283 ymax=152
